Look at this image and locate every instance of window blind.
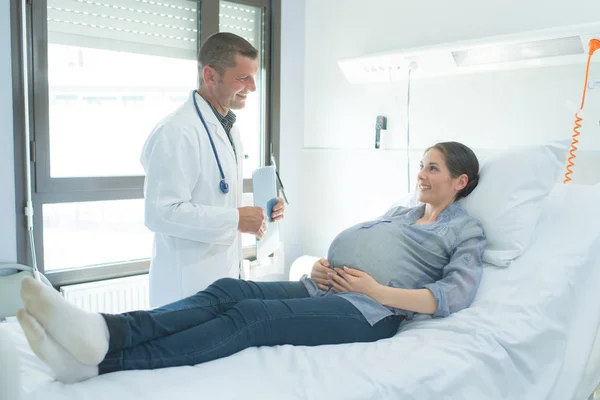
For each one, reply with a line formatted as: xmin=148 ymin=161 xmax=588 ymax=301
xmin=219 ymin=1 xmax=261 ymax=54
xmin=47 ymin=0 xmax=199 ymax=59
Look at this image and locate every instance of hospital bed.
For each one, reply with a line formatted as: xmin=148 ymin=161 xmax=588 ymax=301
xmin=2 ymin=180 xmax=600 ymax=400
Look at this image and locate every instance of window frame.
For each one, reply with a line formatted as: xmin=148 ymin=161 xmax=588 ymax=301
xmin=11 ymin=0 xmax=281 ymax=287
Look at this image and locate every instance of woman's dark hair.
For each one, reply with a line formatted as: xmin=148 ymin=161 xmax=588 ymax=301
xmin=425 ymin=142 xmax=480 ymax=200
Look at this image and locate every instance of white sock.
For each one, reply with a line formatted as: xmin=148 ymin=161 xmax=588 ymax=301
xmin=20 ymin=277 xmax=110 ymax=366
xmin=17 ymin=309 xmax=99 ymax=383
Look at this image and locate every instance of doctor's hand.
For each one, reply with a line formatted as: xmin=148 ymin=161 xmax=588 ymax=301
xmin=238 ymin=207 xmax=268 ymax=240
xmin=328 ymin=267 xmax=381 ymax=298
xmin=271 ymin=197 xmax=285 ymax=222
xmin=310 ymin=258 xmax=332 ymax=291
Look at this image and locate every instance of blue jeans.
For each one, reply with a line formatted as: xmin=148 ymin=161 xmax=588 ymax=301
xmin=99 ymin=278 xmax=402 ymax=374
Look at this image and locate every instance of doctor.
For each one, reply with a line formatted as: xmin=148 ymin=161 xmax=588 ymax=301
xmin=141 ymin=32 xmax=285 ymax=308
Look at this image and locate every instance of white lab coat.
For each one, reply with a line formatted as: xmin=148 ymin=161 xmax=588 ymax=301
xmin=141 ymin=91 xmax=244 ymax=308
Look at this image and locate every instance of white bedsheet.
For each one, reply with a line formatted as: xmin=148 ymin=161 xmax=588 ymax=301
xmin=2 ymin=183 xmax=600 ymax=400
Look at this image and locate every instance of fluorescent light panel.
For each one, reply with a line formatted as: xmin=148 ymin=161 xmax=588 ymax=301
xmin=452 ymin=36 xmax=584 ymax=67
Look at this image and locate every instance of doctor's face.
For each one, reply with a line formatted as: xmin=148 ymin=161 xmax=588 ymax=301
xmin=213 ymin=54 xmax=258 ymax=113
xmin=416 ymin=149 xmax=467 ymax=206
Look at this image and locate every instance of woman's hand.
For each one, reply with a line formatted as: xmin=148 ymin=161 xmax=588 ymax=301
xmin=328 ymin=267 xmax=381 ymax=298
xmin=310 ymin=258 xmax=332 ymax=291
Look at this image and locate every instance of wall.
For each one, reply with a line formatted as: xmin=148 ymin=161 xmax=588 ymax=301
xmin=0 ymin=0 xmax=17 ymax=264
xmin=279 ymin=0 xmax=306 ymax=274
xmin=296 ymin=0 xmax=600 ymax=258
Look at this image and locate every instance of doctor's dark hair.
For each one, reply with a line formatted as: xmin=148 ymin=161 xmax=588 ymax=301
xmin=198 ymin=32 xmax=258 ymax=82
xmin=425 ymin=142 xmax=480 ymax=200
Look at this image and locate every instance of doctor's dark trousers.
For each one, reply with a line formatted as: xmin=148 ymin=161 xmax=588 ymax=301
xmin=98 ymin=278 xmax=401 ymax=373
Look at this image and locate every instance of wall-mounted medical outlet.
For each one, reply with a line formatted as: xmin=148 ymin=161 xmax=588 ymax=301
xmin=375 ymin=115 xmax=387 ymax=149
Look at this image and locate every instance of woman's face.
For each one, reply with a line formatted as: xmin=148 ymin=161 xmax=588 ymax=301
xmin=416 ymin=149 xmax=467 ymax=206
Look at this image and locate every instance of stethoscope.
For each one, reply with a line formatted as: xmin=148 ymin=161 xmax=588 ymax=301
xmin=192 ymin=90 xmax=230 ymax=194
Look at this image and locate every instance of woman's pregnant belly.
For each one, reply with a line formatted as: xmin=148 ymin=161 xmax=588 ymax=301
xmin=326 ymin=220 xmax=409 ymax=286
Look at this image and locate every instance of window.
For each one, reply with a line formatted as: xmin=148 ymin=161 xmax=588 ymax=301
xmin=12 ymin=0 xmax=281 ymax=286
xmin=47 ymin=46 xmax=196 ymax=178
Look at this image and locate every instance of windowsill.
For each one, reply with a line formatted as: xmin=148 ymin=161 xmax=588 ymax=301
xmin=47 ymin=245 xmax=258 ymax=289
xmin=47 ymin=259 xmax=150 ymax=288
xmin=249 ymin=273 xmax=286 ymax=282
xmin=243 ymin=255 xmax=285 ymax=281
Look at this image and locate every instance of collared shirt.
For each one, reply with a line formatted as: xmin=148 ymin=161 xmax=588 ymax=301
xmin=301 ymin=201 xmax=486 ymax=325
xmin=205 ymin=99 xmax=237 ymax=159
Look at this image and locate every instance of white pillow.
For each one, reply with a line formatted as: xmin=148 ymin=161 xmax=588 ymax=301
xmin=459 ymin=141 xmax=568 ymax=267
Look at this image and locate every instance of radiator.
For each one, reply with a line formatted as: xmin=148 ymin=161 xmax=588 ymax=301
xmin=60 ymin=274 xmax=150 ymax=314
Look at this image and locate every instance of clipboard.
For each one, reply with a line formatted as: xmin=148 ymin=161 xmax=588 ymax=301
xmin=252 ymin=166 xmax=280 ymax=258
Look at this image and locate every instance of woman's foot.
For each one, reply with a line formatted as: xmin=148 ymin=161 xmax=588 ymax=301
xmin=20 ymin=277 xmax=109 ymax=365
xmin=17 ymin=309 xmax=99 ymax=383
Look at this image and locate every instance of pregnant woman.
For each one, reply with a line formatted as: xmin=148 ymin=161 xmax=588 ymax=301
xmin=17 ymin=141 xmax=486 ymax=383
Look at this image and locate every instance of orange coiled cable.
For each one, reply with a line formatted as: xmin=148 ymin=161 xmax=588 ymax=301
xmin=564 ymin=39 xmax=600 ymax=184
